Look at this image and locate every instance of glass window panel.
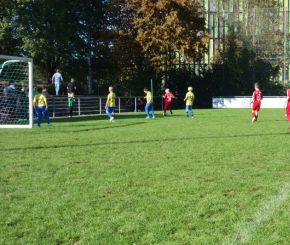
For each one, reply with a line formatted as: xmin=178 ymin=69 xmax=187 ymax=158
xmin=210 ymin=14 xmax=214 ymax=38
xmin=210 ymin=39 xmax=214 ymax=60
xmin=214 ymin=14 xmax=219 ymax=38
xmin=209 ymin=0 xmax=218 ymax=13
xmin=228 ymin=0 xmax=233 ymax=12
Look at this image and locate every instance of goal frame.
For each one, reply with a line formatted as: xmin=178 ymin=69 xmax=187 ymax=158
xmin=0 ymin=55 xmax=34 ymax=129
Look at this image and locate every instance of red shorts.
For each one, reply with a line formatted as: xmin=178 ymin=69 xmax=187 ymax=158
xmin=252 ymin=101 xmax=261 ymax=111
xmin=164 ymin=102 xmax=172 ymax=111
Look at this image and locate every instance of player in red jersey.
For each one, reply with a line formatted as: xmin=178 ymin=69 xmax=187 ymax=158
xmin=251 ymin=82 xmax=263 ymax=123
xmin=163 ymin=88 xmax=175 ymax=116
xmin=286 ymin=87 xmax=290 ymax=121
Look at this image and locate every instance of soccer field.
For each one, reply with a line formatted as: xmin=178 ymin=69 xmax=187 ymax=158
xmin=0 ymin=109 xmax=290 ymax=245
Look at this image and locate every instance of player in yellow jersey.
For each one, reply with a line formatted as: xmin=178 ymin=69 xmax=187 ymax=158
xmin=144 ymin=88 xmax=155 ymax=119
xmin=105 ymin=86 xmax=116 ymax=122
xmin=33 ymin=87 xmax=50 ymax=127
xmin=184 ymin=86 xmax=195 ymax=119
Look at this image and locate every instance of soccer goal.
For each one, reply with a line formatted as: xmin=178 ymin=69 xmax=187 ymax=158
xmin=0 ymin=55 xmax=33 ymax=128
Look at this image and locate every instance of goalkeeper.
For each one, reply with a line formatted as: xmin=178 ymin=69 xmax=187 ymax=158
xmin=33 ymin=87 xmax=50 ymax=127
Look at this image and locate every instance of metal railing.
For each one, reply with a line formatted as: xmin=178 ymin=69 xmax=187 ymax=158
xmin=47 ymin=96 xmax=164 ymax=118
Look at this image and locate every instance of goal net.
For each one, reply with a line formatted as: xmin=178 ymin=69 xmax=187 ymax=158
xmin=0 ymin=55 xmax=33 ymax=128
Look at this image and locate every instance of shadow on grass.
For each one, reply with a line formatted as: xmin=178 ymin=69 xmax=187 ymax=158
xmin=258 ymin=119 xmax=287 ymax=123
xmin=51 ymin=114 xmax=149 ymax=123
xmin=2 ymin=132 xmax=289 ymax=152
xmin=50 ymin=113 xmax=186 ymax=125
xmin=51 ymin=116 xmax=99 ymax=123
xmin=32 ymin=121 xmax=147 ymax=133
xmin=72 ymin=122 xmax=146 ymax=133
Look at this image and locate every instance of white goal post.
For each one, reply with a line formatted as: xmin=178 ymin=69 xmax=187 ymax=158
xmin=0 ymin=55 xmax=33 ymax=128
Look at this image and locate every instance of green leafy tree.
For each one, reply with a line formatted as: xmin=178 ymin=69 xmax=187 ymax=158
xmin=0 ymin=0 xmax=22 ymax=54
xmin=0 ymin=0 xmax=106 ymax=93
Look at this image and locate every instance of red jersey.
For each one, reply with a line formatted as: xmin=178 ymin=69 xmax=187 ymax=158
xmin=252 ymin=90 xmax=263 ymax=102
xmin=163 ymin=92 xmax=175 ymax=104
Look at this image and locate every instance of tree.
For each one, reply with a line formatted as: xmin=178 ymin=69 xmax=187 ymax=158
xmin=0 ymin=0 xmax=106 ymax=94
xmin=0 ymin=0 xmax=22 ymax=54
xmin=120 ymin=0 xmax=209 ymax=75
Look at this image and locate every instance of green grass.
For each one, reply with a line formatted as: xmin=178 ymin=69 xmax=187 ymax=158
xmin=0 ymin=109 xmax=290 ymax=245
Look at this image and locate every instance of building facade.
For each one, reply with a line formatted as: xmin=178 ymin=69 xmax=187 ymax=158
xmin=201 ymin=0 xmax=290 ymax=84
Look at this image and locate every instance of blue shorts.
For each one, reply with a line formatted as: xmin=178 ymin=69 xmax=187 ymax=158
xmin=107 ymin=107 xmax=115 ymax=113
xmin=145 ymin=103 xmax=154 ymax=112
xmin=186 ymin=105 xmax=193 ymax=111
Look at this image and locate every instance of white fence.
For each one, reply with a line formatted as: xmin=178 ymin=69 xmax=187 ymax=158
xmin=47 ymin=96 xmax=164 ymax=118
xmin=212 ymin=97 xmax=287 ymax=109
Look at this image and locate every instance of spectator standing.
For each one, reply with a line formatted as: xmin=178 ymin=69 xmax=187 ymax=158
xmin=67 ymin=78 xmax=77 ymax=97
xmin=52 ymin=69 xmax=63 ymax=96
xmin=67 ymin=78 xmax=77 ymax=117
xmin=33 ymin=87 xmax=38 ymax=97
xmin=137 ymin=98 xmax=143 ymax=112
xmin=3 ymin=82 xmax=15 ymax=95
xmin=42 ymin=87 xmax=49 ymax=97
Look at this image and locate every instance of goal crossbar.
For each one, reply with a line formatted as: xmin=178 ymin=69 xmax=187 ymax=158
xmin=0 ymin=55 xmax=32 ymax=62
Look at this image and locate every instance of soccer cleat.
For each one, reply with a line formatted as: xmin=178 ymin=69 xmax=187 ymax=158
xmin=109 ymin=117 xmax=115 ymax=122
xmin=146 ymin=116 xmax=150 ymax=119
xmin=152 ymin=116 xmax=155 ymax=119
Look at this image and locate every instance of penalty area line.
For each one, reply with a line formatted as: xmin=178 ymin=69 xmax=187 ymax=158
xmin=222 ymin=181 xmax=290 ymax=245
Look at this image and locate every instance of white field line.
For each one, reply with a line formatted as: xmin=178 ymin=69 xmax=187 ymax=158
xmin=223 ymin=182 xmax=290 ymax=245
